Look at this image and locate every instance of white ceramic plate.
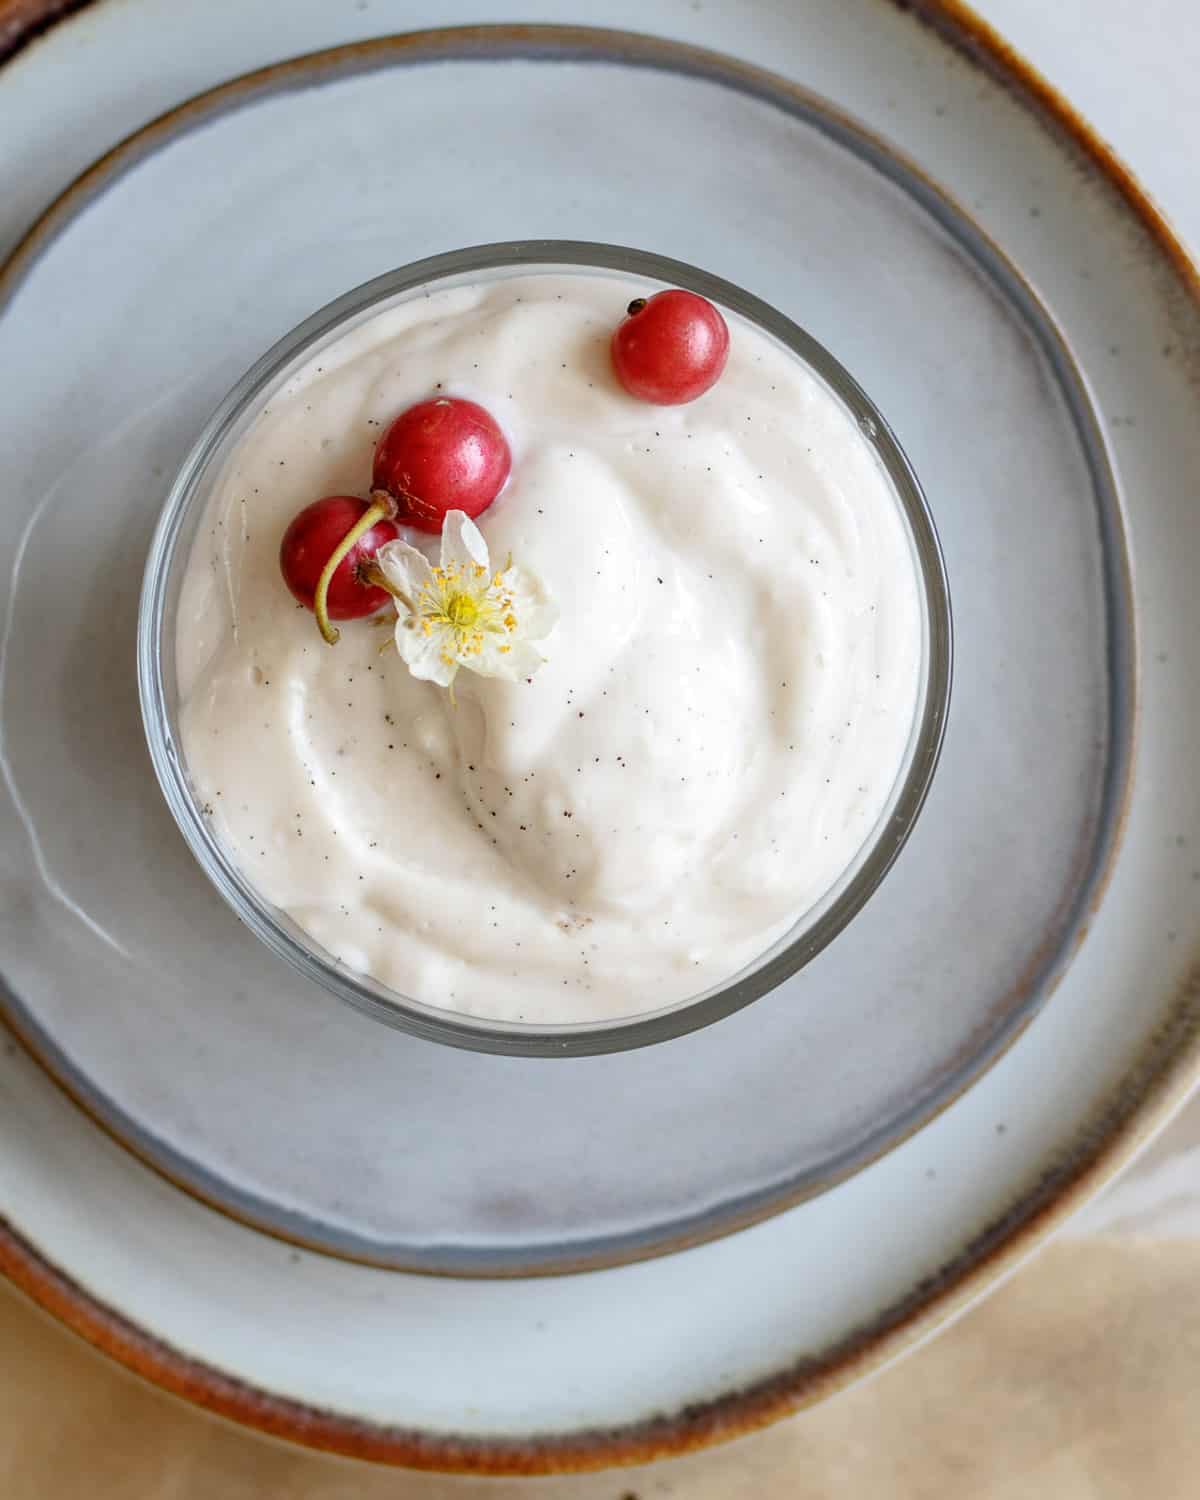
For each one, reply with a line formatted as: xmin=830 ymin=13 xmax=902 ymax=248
xmin=1 ymin=0 xmax=1199 ymax=1473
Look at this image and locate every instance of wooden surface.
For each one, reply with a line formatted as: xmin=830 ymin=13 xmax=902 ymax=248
xmin=4 ymin=1236 xmax=1200 ymax=1497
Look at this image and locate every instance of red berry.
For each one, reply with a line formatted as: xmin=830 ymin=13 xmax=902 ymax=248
xmin=372 ymin=396 xmax=511 ymax=534
xmin=280 ymin=495 xmax=399 ymax=622
xmin=611 ymin=289 xmax=730 ymax=405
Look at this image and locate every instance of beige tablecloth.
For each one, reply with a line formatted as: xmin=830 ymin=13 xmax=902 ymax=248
xmin=4 ymin=1092 xmax=1200 ymax=1499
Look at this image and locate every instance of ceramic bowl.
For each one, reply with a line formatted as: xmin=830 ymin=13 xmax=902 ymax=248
xmin=137 ymin=239 xmax=951 ymax=1056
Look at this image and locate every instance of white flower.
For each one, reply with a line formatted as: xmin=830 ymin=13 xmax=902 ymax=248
xmin=374 ymin=510 xmax=557 ymax=691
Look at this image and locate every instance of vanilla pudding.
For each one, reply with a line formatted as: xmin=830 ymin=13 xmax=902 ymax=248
xmin=175 ymin=273 xmax=924 ymax=1024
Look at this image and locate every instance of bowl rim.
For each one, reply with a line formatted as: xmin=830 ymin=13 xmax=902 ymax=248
xmin=137 ymin=237 xmax=953 ymax=1057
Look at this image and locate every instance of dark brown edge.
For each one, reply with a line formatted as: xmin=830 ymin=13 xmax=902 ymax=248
xmin=0 ymin=0 xmax=92 ymax=63
xmin=0 ymin=0 xmax=1195 ymax=1474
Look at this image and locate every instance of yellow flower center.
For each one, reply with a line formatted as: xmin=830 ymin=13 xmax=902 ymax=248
xmin=445 ymin=592 xmax=479 ymax=629
xmin=415 ymin=561 xmax=519 ymax=667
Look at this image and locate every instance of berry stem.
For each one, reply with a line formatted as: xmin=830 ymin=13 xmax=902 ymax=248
xmin=313 ymin=492 xmax=395 ymax=645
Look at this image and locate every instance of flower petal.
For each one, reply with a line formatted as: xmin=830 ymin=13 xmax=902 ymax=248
xmin=503 ymin=565 xmax=559 ymax=640
xmin=375 ymin=539 xmax=435 ymax=606
xmin=472 ymin=638 xmax=546 ymax=682
xmin=394 ymin=616 xmax=457 ymax=687
xmin=440 ymin=510 xmax=489 ymax=575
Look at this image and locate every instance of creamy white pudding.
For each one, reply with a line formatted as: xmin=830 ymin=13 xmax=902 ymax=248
xmin=176 ymin=273 xmax=923 ymax=1023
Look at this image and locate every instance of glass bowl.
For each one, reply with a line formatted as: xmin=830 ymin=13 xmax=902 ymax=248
xmin=138 ymin=240 xmax=952 ymax=1057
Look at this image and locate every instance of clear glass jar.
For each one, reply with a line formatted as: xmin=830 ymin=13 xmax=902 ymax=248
xmin=138 ymin=240 xmax=952 ymax=1056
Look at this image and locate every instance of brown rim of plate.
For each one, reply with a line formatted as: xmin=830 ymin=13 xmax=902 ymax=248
xmin=0 ymin=0 xmax=1196 ymax=1475
xmin=0 ymin=0 xmax=85 ymax=61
